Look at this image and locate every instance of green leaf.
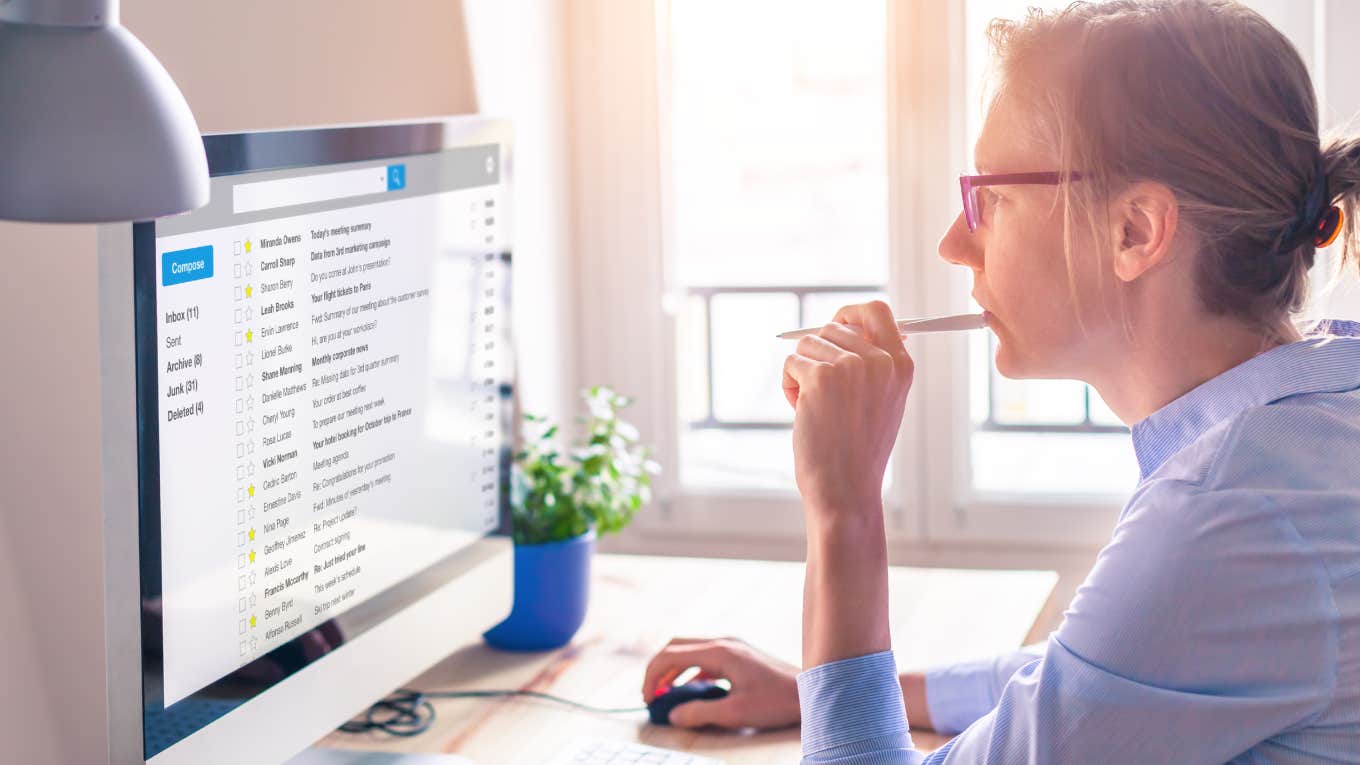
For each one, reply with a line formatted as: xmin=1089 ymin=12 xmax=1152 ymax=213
xmin=510 ymin=388 xmax=658 ymax=542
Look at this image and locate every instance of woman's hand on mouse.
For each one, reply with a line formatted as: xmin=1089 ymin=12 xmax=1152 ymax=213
xmin=781 ymin=301 xmax=914 ymax=525
xmin=641 ymin=637 xmax=800 ymax=730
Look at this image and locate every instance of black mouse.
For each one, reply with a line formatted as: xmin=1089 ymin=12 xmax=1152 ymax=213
xmin=647 ymin=679 xmax=730 ymax=725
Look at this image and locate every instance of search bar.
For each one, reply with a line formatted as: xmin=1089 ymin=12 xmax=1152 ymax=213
xmin=233 ymin=164 xmax=406 ymax=214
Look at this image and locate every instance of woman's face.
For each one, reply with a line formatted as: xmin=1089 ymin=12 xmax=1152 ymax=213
xmin=938 ymin=92 xmax=1119 ymax=381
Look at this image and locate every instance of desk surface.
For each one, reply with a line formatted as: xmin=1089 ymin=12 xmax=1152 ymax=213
xmin=318 ymin=553 xmax=1058 ymax=763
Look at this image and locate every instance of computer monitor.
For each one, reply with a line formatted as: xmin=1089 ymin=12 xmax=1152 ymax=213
xmin=107 ymin=117 xmax=515 ymax=764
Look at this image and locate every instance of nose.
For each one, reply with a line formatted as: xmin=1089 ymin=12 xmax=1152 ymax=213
xmin=938 ymin=211 xmax=983 ymax=272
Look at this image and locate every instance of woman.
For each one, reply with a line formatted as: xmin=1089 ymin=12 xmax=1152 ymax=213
xmin=642 ymin=1 xmax=1360 ymax=762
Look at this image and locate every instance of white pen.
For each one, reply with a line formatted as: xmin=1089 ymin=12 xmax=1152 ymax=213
xmin=776 ymin=312 xmax=989 ymax=340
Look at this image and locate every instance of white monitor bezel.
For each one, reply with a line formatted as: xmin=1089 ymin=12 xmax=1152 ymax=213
xmin=98 ymin=115 xmax=515 ymax=765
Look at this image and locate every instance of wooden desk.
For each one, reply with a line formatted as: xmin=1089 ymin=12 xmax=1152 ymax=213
xmin=318 ymin=554 xmax=1058 ymax=763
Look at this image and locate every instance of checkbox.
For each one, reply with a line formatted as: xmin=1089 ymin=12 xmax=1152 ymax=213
xmin=239 ymin=619 xmax=246 ymax=634
xmin=236 ymin=465 xmax=245 ymax=479
xmin=238 ymin=554 xmax=246 ymax=569
xmin=234 ymin=240 xmax=242 ymax=255
xmin=236 ymin=442 xmax=245 ymax=458
xmin=236 ymin=421 xmax=245 ymax=436
xmin=235 ymin=376 xmax=244 ymax=392
xmin=235 ymin=398 xmax=244 ymax=414
xmin=235 ymin=331 xmax=243 ymax=347
xmin=233 ymin=263 xmax=243 ymax=278
xmin=237 ymin=531 xmax=246 ymax=546
xmin=235 ymin=353 xmax=243 ymax=369
xmin=234 ymin=286 xmax=243 ymax=301
xmin=239 ymin=597 xmax=246 ymax=613
xmin=240 ymin=642 xmax=247 ymax=656
xmin=239 ymin=574 xmax=247 ymax=591
xmin=235 ymin=308 xmax=243 ymax=324
xmin=236 ymin=488 xmax=245 ymax=503
xmin=237 ymin=509 xmax=246 ymax=524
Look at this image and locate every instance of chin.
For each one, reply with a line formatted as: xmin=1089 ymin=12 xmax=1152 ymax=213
xmin=993 ymin=342 xmax=1026 ymax=379
xmin=992 ymin=335 xmax=1044 ymax=380
xmin=994 ymin=332 xmax=1077 ymax=380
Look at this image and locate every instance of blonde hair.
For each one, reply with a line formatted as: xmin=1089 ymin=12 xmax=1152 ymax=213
xmin=987 ymin=0 xmax=1360 ymax=343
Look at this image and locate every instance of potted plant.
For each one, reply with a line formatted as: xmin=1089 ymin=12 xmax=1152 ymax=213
xmin=483 ymin=386 xmax=660 ymax=651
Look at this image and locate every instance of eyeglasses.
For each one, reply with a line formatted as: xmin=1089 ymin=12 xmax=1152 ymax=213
xmin=959 ymin=171 xmax=1084 ymax=232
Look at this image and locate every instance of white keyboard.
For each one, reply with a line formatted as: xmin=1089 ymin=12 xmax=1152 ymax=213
xmin=548 ymin=736 xmax=724 ymax=765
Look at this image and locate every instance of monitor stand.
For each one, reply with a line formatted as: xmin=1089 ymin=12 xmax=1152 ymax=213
xmin=287 ymin=748 xmax=475 ymax=765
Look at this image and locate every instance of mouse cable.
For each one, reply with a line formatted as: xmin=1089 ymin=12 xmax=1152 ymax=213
xmin=337 ymin=688 xmax=649 ymax=737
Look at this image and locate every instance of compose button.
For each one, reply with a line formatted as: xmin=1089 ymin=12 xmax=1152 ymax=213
xmin=163 ymin=245 xmax=214 ymax=287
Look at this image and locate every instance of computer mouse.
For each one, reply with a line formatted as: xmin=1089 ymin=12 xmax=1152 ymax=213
xmin=647 ymin=679 xmax=730 ymax=726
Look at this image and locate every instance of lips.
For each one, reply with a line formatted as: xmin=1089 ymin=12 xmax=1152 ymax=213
xmin=971 ymin=296 xmax=997 ymax=329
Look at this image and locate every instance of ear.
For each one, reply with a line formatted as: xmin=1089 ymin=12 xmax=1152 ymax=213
xmin=1109 ymin=181 xmax=1179 ymax=282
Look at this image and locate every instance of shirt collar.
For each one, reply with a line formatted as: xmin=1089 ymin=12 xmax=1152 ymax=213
xmin=1130 ymin=319 xmax=1360 ymax=480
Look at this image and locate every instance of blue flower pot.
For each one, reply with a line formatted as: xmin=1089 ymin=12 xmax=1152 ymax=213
xmin=483 ymin=528 xmax=595 ymax=651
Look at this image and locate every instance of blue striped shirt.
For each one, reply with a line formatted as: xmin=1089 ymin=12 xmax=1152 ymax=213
xmin=798 ymin=319 xmax=1360 ymax=764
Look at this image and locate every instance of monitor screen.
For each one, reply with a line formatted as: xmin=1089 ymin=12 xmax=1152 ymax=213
xmin=134 ymin=120 xmax=512 ymax=758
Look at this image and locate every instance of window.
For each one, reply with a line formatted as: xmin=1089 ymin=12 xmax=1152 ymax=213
xmin=664 ymin=0 xmax=889 ymax=491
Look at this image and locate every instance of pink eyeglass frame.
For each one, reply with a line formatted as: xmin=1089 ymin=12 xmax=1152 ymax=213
xmin=960 ymin=171 xmax=1085 ymax=231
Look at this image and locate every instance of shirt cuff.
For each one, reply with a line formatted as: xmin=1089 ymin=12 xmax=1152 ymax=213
xmin=797 ymin=650 xmax=913 ymax=758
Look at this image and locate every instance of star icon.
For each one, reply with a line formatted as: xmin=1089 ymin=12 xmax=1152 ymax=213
xmin=246 ymin=329 xmax=253 ymax=343
xmin=245 ymin=239 xmax=252 ymax=253
xmin=248 ymin=484 xmax=255 ymax=498
xmin=245 ymin=284 xmax=253 ymax=298
xmin=249 ymin=527 xmax=256 ymax=542
xmin=249 ymin=549 xmax=256 ymax=564
xmin=249 ymin=614 xmax=257 ymax=628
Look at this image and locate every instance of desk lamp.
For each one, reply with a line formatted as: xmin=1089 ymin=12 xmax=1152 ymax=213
xmin=0 ymin=0 xmax=208 ymax=222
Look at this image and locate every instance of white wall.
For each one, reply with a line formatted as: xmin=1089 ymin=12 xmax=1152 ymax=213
xmin=0 ymin=4 xmax=478 ymax=762
xmin=0 ymin=222 xmax=105 ymax=765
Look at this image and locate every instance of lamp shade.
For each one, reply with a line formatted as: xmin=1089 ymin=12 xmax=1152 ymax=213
xmin=0 ymin=20 xmax=208 ymax=222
